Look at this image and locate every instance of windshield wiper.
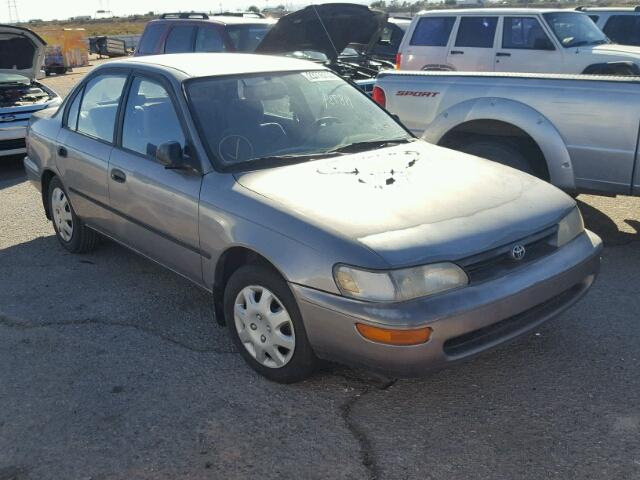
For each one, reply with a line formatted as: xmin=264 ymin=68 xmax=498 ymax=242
xmin=328 ymin=138 xmax=414 ymax=154
xmin=225 ymin=151 xmax=344 ymax=170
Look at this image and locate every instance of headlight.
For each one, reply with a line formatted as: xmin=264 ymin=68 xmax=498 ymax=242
xmin=556 ymin=207 xmax=584 ymax=247
xmin=334 ymin=263 xmax=469 ymax=302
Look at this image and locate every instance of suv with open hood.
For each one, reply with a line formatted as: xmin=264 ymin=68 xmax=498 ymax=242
xmin=0 ymin=25 xmax=60 ymax=159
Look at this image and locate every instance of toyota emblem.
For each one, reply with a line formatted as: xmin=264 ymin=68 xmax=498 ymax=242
xmin=510 ymin=244 xmax=526 ymax=261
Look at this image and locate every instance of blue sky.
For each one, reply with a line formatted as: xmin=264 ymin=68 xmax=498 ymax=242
xmin=6 ymin=0 xmax=370 ymax=23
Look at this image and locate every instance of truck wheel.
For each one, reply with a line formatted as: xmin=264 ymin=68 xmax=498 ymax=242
xmin=457 ymin=139 xmax=534 ymax=175
xmin=48 ymin=176 xmax=98 ymax=253
xmin=224 ymin=265 xmax=318 ymax=383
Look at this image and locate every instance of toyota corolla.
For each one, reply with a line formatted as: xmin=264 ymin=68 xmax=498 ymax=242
xmin=25 ymin=53 xmax=602 ymax=383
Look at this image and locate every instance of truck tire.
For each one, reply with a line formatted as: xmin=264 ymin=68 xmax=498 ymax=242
xmin=457 ymin=139 xmax=534 ymax=175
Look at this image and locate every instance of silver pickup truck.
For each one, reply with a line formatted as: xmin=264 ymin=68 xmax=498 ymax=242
xmin=373 ymin=71 xmax=640 ymax=196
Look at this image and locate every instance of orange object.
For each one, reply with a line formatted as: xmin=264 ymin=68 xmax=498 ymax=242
xmin=356 ymin=323 xmax=431 ymax=346
xmin=395 ymin=52 xmax=402 ymax=70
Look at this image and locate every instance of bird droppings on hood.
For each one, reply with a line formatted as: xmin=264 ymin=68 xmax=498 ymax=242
xmin=315 ymin=149 xmax=421 ymax=188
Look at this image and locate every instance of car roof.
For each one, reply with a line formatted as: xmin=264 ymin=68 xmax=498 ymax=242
xmin=149 ymin=16 xmax=273 ymax=26
xmin=416 ymin=8 xmax=574 ymax=15
xmin=579 ymin=7 xmax=640 ymax=12
xmin=103 ymin=53 xmax=326 ymax=78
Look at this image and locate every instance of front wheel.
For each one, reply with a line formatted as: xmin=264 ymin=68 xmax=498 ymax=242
xmin=48 ymin=176 xmax=97 ymax=253
xmin=224 ymin=265 xmax=318 ymax=383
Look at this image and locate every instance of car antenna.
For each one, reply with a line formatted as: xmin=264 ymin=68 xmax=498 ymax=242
xmin=311 ymin=5 xmax=339 ymax=61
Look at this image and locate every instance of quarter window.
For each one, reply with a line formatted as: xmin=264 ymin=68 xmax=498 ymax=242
xmin=164 ymin=26 xmax=195 ymax=53
xmin=122 ymin=77 xmax=185 ymax=158
xmin=195 ymin=27 xmax=226 ymax=52
xmin=502 ymin=17 xmax=555 ymax=50
xmin=455 ymin=17 xmax=498 ymax=48
xmin=76 ymin=74 xmax=127 ymax=142
xmin=65 ymin=88 xmax=82 ymax=130
xmin=410 ymin=17 xmax=456 ymax=46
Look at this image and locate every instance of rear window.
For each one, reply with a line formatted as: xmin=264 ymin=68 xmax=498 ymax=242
xmin=455 ymin=17 xmax=498 ymax=48
xmin=137 ymin=23 xmax=164 ymax=55
xmin=410 ymin=17 xmax=456 ymax=47
xmin=603 ymin=15 xmax=640 ymax=46
xmin=164 ymin=25 xmax=195 ymax=53
xmin=226 ymin=24 xmax=272 ymax=52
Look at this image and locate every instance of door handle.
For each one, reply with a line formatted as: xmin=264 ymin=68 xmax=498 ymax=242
xmin=57 ymin=146 xmax=68 ymax=157
xmin=450 ymin=50 xmax=464 ymax=55
xmin=496 ymin=52 xmax=511 ymax=57
xmin=110 ymin=168 xmax=126 ymax=183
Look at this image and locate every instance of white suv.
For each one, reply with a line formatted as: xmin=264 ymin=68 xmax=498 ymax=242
xmin=397 ymin=8 xmax=640 ymax=75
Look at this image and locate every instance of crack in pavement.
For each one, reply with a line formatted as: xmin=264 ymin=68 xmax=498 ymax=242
xmin=337 ymin=375 xmax=397 ymax=480
xmin=0 ymin=314 xmax=236 ymax=354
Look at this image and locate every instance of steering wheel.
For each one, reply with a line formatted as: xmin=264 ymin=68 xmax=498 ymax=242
xmin=218 ymin=134 xmax=254 ymax=164
xmin=313 ymin=117 xmax=342 ymax=129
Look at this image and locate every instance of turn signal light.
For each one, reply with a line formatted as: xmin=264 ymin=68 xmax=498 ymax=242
xmin=372 ymin=86 xmax=386 ymax=108
xmin=395 ymin=52 xmax=402 ymax=70
xmin=356 ymin=323 xmax=431 ymax=346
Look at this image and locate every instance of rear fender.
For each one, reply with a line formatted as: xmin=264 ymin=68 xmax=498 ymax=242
xmin=422 ymin=97 xmax=575 ymax=190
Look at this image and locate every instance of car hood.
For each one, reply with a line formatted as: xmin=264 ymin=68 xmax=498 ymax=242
xmin=255 ymin=3 xmax=387 ymax=63
xmin=0 ymin=25 xmax=46 ymax=80
xmin=234 ymin=141 xmax=575 ymax=267
xmin=588 ymin=43 xmax=640 ymax=58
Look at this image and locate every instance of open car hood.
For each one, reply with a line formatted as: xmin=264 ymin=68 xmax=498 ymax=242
xmin=256 ymin=3 xmax=387 ymax=63
xmin=0 ymin=25 xmax=46 ymax=81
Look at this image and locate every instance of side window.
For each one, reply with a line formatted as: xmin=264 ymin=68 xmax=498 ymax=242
xmin=603 ymin=16 xmax=640 ymax=46
xmin=77 ymin=74 xmax=127 ymax=142
xmin=65 ymin=88 xmax=82 ymax=130
xmin=455 ymin=17 xmax=498 ymax=48
xmin=164 ymin=26 xmax=195 ymax=53
xmin=410 ymin=17 xmax=456 ymax=46
xmin=503 ymin=17 xmax=555 ymax=50
xmin=195 ymin=27 xmax=226 ymax=52
xmin=122 ymin=77 xmax=185 ymax=158
xmin=137 ymin=23 xmax=165 ymax=55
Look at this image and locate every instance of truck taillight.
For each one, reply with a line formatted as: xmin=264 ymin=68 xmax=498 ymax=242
xmin=372 ymin=86 xmax=386 ymax=108
xmin=395 ymin=53 xmax=401 ymax=70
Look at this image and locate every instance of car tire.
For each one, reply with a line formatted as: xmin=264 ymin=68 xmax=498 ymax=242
xmin=48 ymin=176 xmax=97 ymax=253
xmin=224 ymin=264 xmax=318 ymax=383
xmin=457 ymin=139 xmax=534 ymax=175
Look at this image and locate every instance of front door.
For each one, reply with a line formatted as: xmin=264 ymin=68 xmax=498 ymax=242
xmin=446 ymin=16 xmax=499 ymax=72
xmin=494 ymin=16 xmax=564 ymax=73
xmin=107 ymin=75 xmax=204 ymax=284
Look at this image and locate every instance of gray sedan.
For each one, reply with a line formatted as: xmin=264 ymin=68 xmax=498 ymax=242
xmin=25 ymin=53 xmax=602 ymax=383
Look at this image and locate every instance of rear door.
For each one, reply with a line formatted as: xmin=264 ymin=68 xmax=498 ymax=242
xmin=494 ymin=16 xmax=564 ymax=73
xmin=55 ymin=72 xmax=128 ymax=230
xmin=401 ymin=16 xmax=457 ymax=70
xmin=446 ymin=15 xmax=499 ymax=71
xmin=107 ymin=73 xmax=204 ymax=283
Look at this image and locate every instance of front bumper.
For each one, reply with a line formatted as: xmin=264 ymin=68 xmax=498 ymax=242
xmin=293 ymin=230 xmax=602 ymax=377
xmin=0 ymin=122 xmax=27 ymax=157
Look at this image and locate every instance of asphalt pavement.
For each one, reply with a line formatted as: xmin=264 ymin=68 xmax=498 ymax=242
xmin=0 ymin=63 xmax=638 ymax=480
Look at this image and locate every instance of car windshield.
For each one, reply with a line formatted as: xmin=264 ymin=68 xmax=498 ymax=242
xmin=186 ymin=70 xmax=410 ymax=169
xmin=226 ymin=24 xmax=273 ymax=52
xmin=543 ymin=12 xmax=610 ymax=47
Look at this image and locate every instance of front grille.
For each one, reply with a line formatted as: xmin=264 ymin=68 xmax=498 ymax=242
xmin=443 ymin=282 xmax=586 ymax=357
xmin=0 ymin=138 xmax=26 ymax=151
xmin=459 ymin=227 xmax=558 ymax=283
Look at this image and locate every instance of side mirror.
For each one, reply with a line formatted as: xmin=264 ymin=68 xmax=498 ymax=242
xmin=156 ymin=141 xmax=184 ymax=169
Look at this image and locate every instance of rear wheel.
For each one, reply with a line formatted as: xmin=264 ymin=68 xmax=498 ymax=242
xmin=224 ymin=265 xmax=318 ymax=383
xmin=48 ymin=176 xmax=97 ymax=253
xmin=457 ymin=139 xmax=534 ymax=175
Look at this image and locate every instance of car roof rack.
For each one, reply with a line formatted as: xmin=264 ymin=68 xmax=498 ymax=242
xmin=575 ymin=6 xmax=587 ymax=11
xmin=211 ymin=12 xmax=266 ymax=19
xmin=160 ymin=12 xmax=209 ymax=19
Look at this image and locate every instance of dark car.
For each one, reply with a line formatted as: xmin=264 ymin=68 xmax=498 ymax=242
xmin=134 ymin=12 xmax=274 ymax=56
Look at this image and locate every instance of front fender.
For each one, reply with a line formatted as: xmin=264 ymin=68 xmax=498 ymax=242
xmin=422 ymin=97 xmax=576 ymax=190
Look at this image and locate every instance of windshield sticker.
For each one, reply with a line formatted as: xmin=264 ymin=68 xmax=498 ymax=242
xmin=302 ymin=71 xmax=335 ymax=82
xmin=323 ymin=94 xmax=354 ymax=110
